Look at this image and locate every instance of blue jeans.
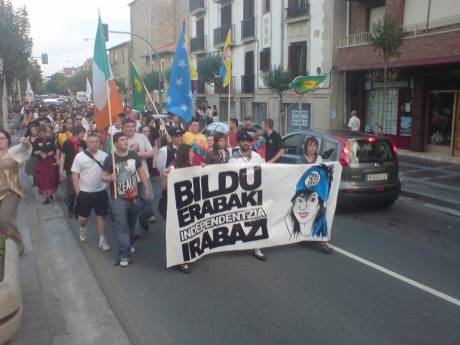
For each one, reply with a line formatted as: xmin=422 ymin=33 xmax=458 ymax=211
xmin=109 ymin=196 xmax=139 ymax=261
xmin=136 ymin=179 xmax=154 ymax=233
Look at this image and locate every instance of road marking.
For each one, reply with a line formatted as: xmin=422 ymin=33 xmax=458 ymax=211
xmin=329 ymin=244 xmax=460 ymax=308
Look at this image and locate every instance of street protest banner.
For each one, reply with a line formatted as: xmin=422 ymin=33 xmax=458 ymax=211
xmin=166 ymin=162 xmax=342 ymax=267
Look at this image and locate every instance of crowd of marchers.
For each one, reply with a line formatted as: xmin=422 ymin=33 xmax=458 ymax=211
xmin=0 ymin=100 xmax=332 ymax=274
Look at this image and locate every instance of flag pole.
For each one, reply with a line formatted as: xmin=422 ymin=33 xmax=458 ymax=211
xmin=105 ymin=80 xmax=118 ymax=199
xmin=131 ymin=59 xmax=170 ymax=139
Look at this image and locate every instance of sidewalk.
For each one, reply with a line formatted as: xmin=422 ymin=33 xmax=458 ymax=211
xmin=398 ymin=151 xmax=460 ymax=213
xmin=9 ymin=174 xmax=131 ymax=345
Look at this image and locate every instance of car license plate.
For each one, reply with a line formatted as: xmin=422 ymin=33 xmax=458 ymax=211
xmin=366 ymin=173 xmax=388 ymax=181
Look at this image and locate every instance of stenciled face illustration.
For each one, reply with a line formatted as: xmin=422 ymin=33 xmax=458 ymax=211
xmin=292 ymin=192 xmax=320 ymax=237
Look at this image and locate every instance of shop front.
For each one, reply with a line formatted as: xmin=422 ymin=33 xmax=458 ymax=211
xmin=426 ymin=91 xmax=460 ymax=157
xmin=364 ymin=79 xmax=413 ymax=149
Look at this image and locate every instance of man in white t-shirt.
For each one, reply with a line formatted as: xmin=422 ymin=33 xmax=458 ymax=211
xmin=71 ymin=133 xmax=110 ymax=251
xmin=229 ymin=131 xmax=266 ymax=261
xmin=123 ymin=118 xmax=156 ymax=231
xmin=348 ymin=110 xmax=361 ymax=131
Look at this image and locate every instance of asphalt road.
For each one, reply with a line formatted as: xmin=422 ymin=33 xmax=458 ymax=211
xmin=64 ymin=179 xmax=460 ymax=345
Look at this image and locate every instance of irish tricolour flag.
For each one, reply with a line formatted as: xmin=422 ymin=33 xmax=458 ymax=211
xmin=92 ymin=17 xmax=123 ymax=130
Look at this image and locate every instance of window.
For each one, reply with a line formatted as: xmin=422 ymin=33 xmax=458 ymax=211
xmin=260 ymin=48 xmax=271 ymax=72
xmin=288 ymin=42 xmax=307 ymax=76
xmin=113 ymin=52 xmax=117 ymax=63
xmin=196 ymin=18 xmax=204 ymax=37
xmin=320 ymin=139 xmax=339 ymax=161
xmin=283 ymin=134 xmax=304 ymax=155
xmin=122 ymin=49 xmax=125 ymax=64
xmin=243 ymin=0 xmax=254 ymax=19
xmin=221 ymin=4 xmax=232 ymax=27
xmin=263 ymin=0 xmax=270 ymax=14
xmin=254 ymin=103 xmax=267 ymax=125
xmin=366 ymin=88 xmax=398 ymax=135
xmin=287 ymin=103 xmax=310 ymax=132
xmin=160 ymin=59 xmax=166 ymax=72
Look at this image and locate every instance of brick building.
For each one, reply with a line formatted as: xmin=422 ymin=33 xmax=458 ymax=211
xmin=337 ymin=0 xmax=460 ymax=157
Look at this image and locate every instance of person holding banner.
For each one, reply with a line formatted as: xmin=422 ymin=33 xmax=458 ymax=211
xmin=162 ymin=143 xmax=195 ymax=273
xmin=296 ymin=136 xmax=333 ymax=254
xmin=229 ymin=131 xmax=267 ymax=261
xmin=298 ymin=136 xmax=323 ymax=164
xmin=101 ymin=132 xmax=152 ymax=267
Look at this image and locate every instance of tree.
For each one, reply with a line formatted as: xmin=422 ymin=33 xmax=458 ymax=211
xmin=197 ymin=54 xmax=221 ymax=83
xmin=369 ymin=13 xmax=404 ymax=134
xmin=262 ymin=66 xmax=292 ymax=120
xmin=44 ymin=73 xmax=67 ymax=94
xmin=143 ymin=70 xmax=170 ymax=92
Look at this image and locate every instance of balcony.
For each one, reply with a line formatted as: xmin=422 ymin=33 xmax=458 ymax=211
xmin=241 ymin=17 xmax=256 ymax=41
xmin=190 ymin=35 xmax=206 ymax=54
xmin=213 ymin=24 xmax=234 ymax=48
xmin=241 ymin=75 xmax=255 ymax=94
xmin=286 ymin=3 xmax=310 ymax=20
xmin=189 ymin=0 xmax=206 ymax=16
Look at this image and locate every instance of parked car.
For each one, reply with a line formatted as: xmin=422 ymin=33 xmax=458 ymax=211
xmin=280 ymin=130 xmax=400 ymax=207
xmin=202 ymin=122 xmax=262 ymax=136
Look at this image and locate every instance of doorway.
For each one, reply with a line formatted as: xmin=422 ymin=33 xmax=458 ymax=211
xmin=426 ymin=91 xmax=457 ymax=156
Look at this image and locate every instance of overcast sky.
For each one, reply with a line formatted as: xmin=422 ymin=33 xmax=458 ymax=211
xmin=13 ymin=0 xmax=131 ymax=76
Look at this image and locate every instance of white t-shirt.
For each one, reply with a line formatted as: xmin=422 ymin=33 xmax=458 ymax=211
xmin=229 ymin=150 xmax=265 ymax=164
xmin=71 ymin=149 xmax=108 ymax=192
xmin=348 ymin=115 xmax=361 ymax=131
xmin=127 ymin=132 xmax=153 ymax=178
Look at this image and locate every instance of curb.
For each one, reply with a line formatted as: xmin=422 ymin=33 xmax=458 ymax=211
xmin=400 ymin=190 xmax=460 ymax=216
xmin=0 ymin=239 xmax=22 ymax=345
xmin=398 ymin=149 xmax=460 ymax=166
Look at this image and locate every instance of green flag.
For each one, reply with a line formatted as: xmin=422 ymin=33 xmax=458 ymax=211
xmin=130 ymin=62 xmax=145 ymax=112
xmin=290 ymin=75 xmax=327 ymax=96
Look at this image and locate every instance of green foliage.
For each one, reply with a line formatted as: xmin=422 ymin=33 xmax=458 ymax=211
xmin=0 ymin=0 xmax=33 ymax=86
xmin=262 ymin=66 xmax=292 ymax=99
xmin=369 ymin=13 xmax=404 ymax=63
xmin=143 ymin=70 xmax=170 ymax=92
xmin=115 ymin=79 xmax=128 ymax=94
xmin=197 ymin=54 xmax=221 ymax=83
xmin=43 ymin=69 xmax=92 ymax=94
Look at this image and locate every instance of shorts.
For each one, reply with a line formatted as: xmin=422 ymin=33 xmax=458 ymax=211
xmin=74 ymin=190 xmax=109 ymax=218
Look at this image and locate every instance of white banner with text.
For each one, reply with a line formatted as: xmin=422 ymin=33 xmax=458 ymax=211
xmin=166 ymin=162 xmax=342 ymax=267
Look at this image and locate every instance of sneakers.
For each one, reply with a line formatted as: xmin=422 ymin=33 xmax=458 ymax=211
xmin=318 ymin=242 xmax=334 ymax=254
xmin=119 ymin=259 xmax=129 ymax=267
xmin=148 ymin=215 xmax=156 ymax=223
xmin=98 ymin=237 xmax=110 ymax=251
xmin=130 ymin=246 xmax=136 ymax=254
xmin=79 ymin=226 xmax=87 ymax=242
xmin=179 ymin=263 xmax=191 ymax=273
xmin=253 ymin=248 xmax=266 ymax=261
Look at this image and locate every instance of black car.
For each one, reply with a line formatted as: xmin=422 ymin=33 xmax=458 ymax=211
xmin=280 ymin=130 xmax=401 ymax=207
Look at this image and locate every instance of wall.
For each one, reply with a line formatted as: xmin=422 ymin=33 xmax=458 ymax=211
xmin=336 ymin=30 xmax=460 ymax=71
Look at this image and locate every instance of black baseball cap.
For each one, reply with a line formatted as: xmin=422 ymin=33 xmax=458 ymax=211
xmin=169 ymin=127 xmax=184 ymax=137
xmin=237 ymin=130 xmax=252 ymax=142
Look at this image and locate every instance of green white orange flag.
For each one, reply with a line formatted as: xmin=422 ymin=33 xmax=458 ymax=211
xmin=92 ymin=17 xmax=123 ymax=130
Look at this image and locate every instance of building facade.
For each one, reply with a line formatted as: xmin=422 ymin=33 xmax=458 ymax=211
xmin=129 ymin=0 xmax=189 ymax=77
xmin=189 ymin=0 xmax=346 ymax=133
xmin=107 ymin=41 xmax=130 ymax=89
xmin=336 ymin=0 xmax=460 ymax=157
